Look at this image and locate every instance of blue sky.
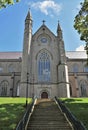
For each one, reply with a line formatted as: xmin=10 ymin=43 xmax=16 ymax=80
xmin=0 ymin=0 xmax=85 ymax=52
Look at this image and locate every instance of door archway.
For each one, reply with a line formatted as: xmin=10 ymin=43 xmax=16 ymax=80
xmin=41 ymin=92 xmax=48 ymax=98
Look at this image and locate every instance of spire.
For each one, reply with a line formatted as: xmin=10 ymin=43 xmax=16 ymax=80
xmin=25 ymin=9 xmax=33 ymax=29
xmin=57 ymin=21 xmax=62 ymax=39
xmin=57 ymin=21 xmax=61 ymax=31
xmin=25 ymin=9 xmax=32 ymax=21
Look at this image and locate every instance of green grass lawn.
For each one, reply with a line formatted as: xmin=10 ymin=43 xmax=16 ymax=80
xmin=61 ymin=98 xmax=88 ymax=129
xmin=0 ymin=97 xmax=32 ymax=130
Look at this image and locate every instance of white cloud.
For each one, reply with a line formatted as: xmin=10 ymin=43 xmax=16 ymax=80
xmin=75 ymin=45 xmax=85 ymax=51
xmin=29 ymin=0 xmax=62 ymax=16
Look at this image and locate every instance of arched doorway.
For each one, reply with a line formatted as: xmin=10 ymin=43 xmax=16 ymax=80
xmin=41 ymin=92 xmax=48 ymax=98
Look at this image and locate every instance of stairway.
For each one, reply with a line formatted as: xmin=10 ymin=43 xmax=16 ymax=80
xmin=27 ymin=99 xmax=73 ymax=130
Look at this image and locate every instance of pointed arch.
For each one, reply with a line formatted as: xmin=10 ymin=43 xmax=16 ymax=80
xmin=36 ymin=49 xmax=53 ymax=60
xmin=37 ymin=49 xmax=51 ymax=82
xmin=79 ymin=80 xmax=88 ymax=97
xmin=41 ymin=92 xmax=48 ymax=98
xmin=39 ymin=89 xmax=50 ymax=98
xmin=0 ymin=80 xmax=9 ymax=96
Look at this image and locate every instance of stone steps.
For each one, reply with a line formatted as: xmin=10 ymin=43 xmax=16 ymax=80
xmin=27 ymin=99 xmax=73 ymax=130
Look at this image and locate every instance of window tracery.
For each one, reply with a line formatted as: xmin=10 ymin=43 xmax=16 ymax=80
xmin=37 ymin=50 xmax=51 ymax=82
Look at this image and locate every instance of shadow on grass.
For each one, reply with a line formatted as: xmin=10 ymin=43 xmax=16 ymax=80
xmin=64 ymin=102 xmax=88 ymax=129
xmin=60 ymin=98 xmax=88 ymax=129
xmin=62 ymin=98 xmax=82 ymax=103
xmin=0 ymin=103 xmax=26 ymax=130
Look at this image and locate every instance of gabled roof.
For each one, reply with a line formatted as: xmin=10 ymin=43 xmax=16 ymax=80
xmin=33 ymin=24 xmax=56 ymax=37
xmin=66 ymin=51 xmax=87 ymax=59
xmin=0 ymin=52 xmax=22 ymax=59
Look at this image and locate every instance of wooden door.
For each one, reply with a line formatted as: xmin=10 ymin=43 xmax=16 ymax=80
xmin=41 ymin=92 xmax=48 ymax=98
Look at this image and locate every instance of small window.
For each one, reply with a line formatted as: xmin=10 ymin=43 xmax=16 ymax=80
xmin=8 ymin=64 xmax=14 ymax=72
xmin=70 ymin=86 xmax=72 ymax=96
xmin=0 ymin=67 xmax=3 ymax=73
xmin=73 ymin=64 xmax=79 ymax=73
xmin=84 ymin=66 xmax=88 ymax=72
xmin=16 ymin=81 xmax=20 ymax=97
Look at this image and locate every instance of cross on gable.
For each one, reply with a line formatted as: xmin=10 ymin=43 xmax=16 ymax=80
xmin=42 ymin=20 xmax=46 ymax=25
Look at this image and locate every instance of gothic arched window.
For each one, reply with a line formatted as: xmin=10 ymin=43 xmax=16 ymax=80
xmin=38 ymin=50 xmax=50 ymax=82
xmin=0 ymin=81 xmax=9 ymax=96
xmin=80 ymin=80 xmax=88 ymax=97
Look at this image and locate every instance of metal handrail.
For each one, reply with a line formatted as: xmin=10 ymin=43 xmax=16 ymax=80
xmin=55 ymin=97 xmax=87 ymax=130
xmin=16 ymin=98 xmax=36 ymax=130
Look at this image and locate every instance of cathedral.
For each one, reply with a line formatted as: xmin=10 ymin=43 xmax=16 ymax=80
xmin=0 ymin=11 xmax=88 ymax=98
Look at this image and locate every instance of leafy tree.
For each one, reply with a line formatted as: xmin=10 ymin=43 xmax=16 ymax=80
xmin=0 ymin=0 xmax=20 ymax=9
xmin=74 ymin=0 xmax=88 ymax=64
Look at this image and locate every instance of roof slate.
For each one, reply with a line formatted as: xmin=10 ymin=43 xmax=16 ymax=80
xmin=0 ymin=51 xmax=87 ymax=60
xmin=66 ymin=51 xmax=87 ymax=59
xmin=0 ymin=52 xmax=22 ymax=59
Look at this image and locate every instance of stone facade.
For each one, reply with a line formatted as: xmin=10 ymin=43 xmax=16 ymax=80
xmin=0 ymin=11 xmax=88 ymax=98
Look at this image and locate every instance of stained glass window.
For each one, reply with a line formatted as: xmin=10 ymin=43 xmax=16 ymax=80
xmin=38 ymin=50 xmax=50 ymax=82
